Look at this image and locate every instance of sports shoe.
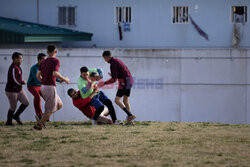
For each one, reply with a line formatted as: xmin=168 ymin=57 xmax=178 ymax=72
xmin=12 ymin=115 xmax=23 ymax=125
xmin=5 ymin=121 xmax=14 ymax=126
xmin=35 ymin=116 xmax=46 ymax=128
xmin=114 ymin=120 xmax=123 ymax=125
xmin=32 ymin=125 xmax=42 ymax=131
xmin=127 ymin=115 xmax=136 ymax=122
xmin=92 ymin=120 xmax=98 ymax=125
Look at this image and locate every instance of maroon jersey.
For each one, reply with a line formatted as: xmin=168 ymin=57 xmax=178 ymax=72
xmin=72 ymin=92 xmax=96 ymax=119
xmin=39 ymin=57 xmax=60 ymax=86
xmin=105 ymin=57 xmax=133 ymax=88
xmin=5 ymin=63 xmax=25 ymax=92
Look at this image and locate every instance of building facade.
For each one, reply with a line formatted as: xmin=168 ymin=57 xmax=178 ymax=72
xmin=0 ymin=1 xmax=250 ymax=124
xmin=0 ymin=0 xmax=249 ymax=48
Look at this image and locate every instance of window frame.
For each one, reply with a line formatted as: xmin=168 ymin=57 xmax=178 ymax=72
xmin=58 ymin=6 xmax=77 ymax=26
xmin=231 ymin=6 xmax=248 ymax=24
xmin=172 ymin=6 xmax=189 ymax=24
xmin=115 ymin=6 xmax=132 ymax=24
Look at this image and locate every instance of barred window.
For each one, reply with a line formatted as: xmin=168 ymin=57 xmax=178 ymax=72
xmin=58 ymin=7 xmax=76 ymax=25
xmin=172 ymin=6 xmax=189 ymax=24
xmin=231 ymin=6 xmax=247 ymax=23
xmin=115 ymin=7 xmax=131 ymax=23
xmin=68 ymin=7 xmax=75 ymax=25
xmin=58 ymin=7 xmax=66 ymax=25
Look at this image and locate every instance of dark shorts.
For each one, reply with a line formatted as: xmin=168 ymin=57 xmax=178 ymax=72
xmin=116 ymin=86 xmax=131 ymax=97
xmin=90 ymin=91 xmax=109 ymax=109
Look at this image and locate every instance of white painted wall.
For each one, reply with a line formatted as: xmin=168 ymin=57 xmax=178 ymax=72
xmin=0 ymin=48 xmax=249 ymax=124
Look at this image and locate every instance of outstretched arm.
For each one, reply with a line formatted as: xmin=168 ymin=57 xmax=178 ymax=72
xmin=98 ymin=63 xmax=118 ymax=88
xmin=53 ymin=71 xmax=70 ymax=84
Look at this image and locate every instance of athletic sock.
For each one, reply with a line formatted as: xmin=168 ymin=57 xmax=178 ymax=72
xmin=103 ymin=99 xmax=117 ymax=123
xmin=93 ymin=106 xmax=104 ymax=120
xmin=13 ymin=104 xmax=28 ymax=117
xmin=6 ymin=109 xmax=14 ymax=125
xmin=123 ymin=107 xmax=132 ymax=116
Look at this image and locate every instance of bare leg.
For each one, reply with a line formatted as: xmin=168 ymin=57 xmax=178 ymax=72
xmin=123 ymin=96 xmax=131 ymax=112
xmin=115 ymin=96 xmax=135 ymax=123
xmin=57 ymin=101 xmax=63 ymax=111
xmin=100 ymin=107 xmax=109 ymax=117
xmin=115 ymin=96 xmax=126 ymax=109
xmin=39 ymin=112 xmax=53 ymax=126
xmin=122 ymin=96 xmax=136 ymax=124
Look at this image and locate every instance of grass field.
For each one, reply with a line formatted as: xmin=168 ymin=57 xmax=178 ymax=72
xmin=0 ymin=121 xmax=249 ymax=167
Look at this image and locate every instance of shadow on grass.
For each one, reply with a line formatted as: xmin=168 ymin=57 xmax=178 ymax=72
xmin=19 ymin=158 xmax=36 ymax=165
xmin=49 ymin=121 xmax=92 ymax=126
xmin=134 ymin=121 xmax=151 ymax=126
xmin=0 ymin=121 xmax=92 ymax=127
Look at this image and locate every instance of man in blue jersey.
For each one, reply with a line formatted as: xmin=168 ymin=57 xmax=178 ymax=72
xmin=27 ymin=53 xmax=46 ymax=119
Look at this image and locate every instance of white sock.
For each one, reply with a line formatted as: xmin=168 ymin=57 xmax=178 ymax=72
xmin=92 ymin=120 xmax=97 ymax=125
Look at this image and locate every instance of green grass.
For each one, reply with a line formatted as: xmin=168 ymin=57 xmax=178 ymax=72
xmin=0 ymin=121 xmax=249 ymax=167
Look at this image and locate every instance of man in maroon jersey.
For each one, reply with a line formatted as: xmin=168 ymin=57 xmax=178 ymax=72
xmin=33 ymin=45 xmax=70 ymax=130
xmin=5 ymin=52 xmax=29 ymax=126
xmin=98 ymin=50 xmax=136 ymax=124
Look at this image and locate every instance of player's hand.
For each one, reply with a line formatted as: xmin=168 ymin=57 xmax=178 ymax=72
xmin=93 ymin=84 xmax=99 ymax=93
xmin=93 ymin=87 xmax=99 ymax=93
xmin=93 ymin=84 xmax=98 ymax=89
xmin=64 ymin=77 xmax=70 ymax=84
xmin=86 ymin=76 xmax=91 ymax=83
xmin=90 ymin=76 xmax=96 ymax=82
xmin=97 ymin=81 xmax=105 ymax=88
xmin=23 ymin=80 xmax=27 ymax=85
xmin=108 ymin=72 xmax=111 ymax=77
xmin=95 ymin=76 xmax=101 ymax=81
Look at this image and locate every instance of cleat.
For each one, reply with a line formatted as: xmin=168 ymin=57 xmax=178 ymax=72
xmin=35 ymin=116 xmax=46 ymax=128
xmin=126 ymin=115 xmax=136 ymax=124
xmin=5 ymin=122 xmax=14 ymax=126
xmin=32 ymin=125 xmax=42 ymax=131
xmin=114 ymin=120 xmax=124 ymax=125
xmin=127 ymin=115 xmax=136 ymax=121
xmin=12 ymin=115 xmax=23 ymax=125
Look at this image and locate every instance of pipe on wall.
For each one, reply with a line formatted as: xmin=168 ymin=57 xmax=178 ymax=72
xmin=37 ymin=0 xmax=39 ymax=23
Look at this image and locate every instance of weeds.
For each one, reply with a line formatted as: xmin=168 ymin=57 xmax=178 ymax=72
xmin=0 ymin=121 xmax=249 ymax=167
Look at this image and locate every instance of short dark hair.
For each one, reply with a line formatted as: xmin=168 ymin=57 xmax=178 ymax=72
xmin=37 ymin=53 xmax=46 ymax=61
xmin=102 ymin=50 xmax=111 ymax=57
xmin=12 ymin=52 xmax=22 ymax=60
xmin=80 ymin=66 xmax=88 ymax=73
xmin=67 ymin=88 xmax=74 ymax=96
xmin=47 ymin=45 xmax=56 ymax=53
xmin=90 ymin=71 xmax=98 ymax=78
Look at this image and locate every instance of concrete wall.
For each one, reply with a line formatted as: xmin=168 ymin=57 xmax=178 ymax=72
xmin=0 ymin=48 xmax=249 ymax=124
xmin=0 ymin=0 xmax=249 ymax=48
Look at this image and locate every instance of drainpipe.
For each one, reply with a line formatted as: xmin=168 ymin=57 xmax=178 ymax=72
xmin=37 ymin=0 xmax=39 ymax=23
